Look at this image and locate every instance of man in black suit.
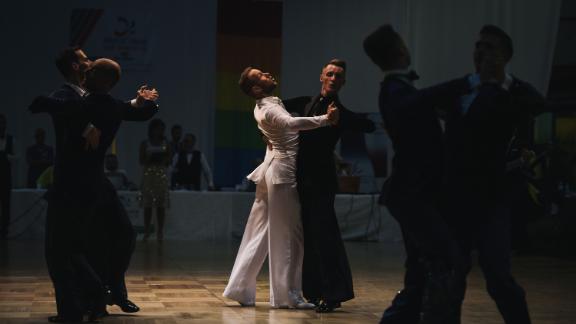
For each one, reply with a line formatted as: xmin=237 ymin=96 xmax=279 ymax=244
xmin=363 ymin=25 xmax=470 ymax=324
xmin=39 ymin=47 xmax=101 ymax=322
xmin=283 ymin=59 xmax=375 ymax=312
xmin=76 ymin=59 xmax=158 ymax=316
xmin=441 ymin=25 xmax=545 ymax=324
xmin=36 ymin=50 xmax=157 ymax=322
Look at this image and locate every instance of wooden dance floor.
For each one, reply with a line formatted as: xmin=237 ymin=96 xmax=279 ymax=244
xmin=0 ymin=240 xmax=575 ymax=323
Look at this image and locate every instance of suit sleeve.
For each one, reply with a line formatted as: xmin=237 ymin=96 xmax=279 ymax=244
xmin=476 ymin=81 xmax=546 ymax=118
xmin=264 ymin=106 xmax=329 ymax=131
xmin=339 ymin=106 xmax=375 ymax=133
xmin=283 ymin=96 xmax=311 ymax=115
xmin=28 ymin=96 xmax=86 ymax=115
xmin=508 ymin=81 xmax=546 ymax=116
xmin=384 ymin=78 xmax=470 ymax=116
xmin=119 ymin=100 xmax=159 ymax=121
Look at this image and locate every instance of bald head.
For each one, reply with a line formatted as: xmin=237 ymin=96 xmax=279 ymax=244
xmin=84 ymin=58 xmax=122 ymax=94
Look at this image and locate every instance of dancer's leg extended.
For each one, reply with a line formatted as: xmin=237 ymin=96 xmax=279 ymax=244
xmin=223 ymin=181 xmax=269 ymax=305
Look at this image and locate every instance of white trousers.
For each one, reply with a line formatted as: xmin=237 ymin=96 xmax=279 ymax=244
xmin=223 ymin=164 xmax=304 ymax=307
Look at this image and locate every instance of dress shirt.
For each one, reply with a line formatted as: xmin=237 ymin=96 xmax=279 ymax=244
xmin=461 ymin=73 xmax=513 ymax=114
xmin=247 ymin=96 xmax=330 ymax=185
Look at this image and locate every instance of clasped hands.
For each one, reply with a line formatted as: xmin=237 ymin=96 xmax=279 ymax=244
xmin=327 ymin=101 xmax=339 ymax=125
xmin=135 ymin=85 xmax=160 ymax=106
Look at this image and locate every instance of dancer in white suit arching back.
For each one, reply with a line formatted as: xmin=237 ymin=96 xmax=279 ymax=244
xmin=223 ymin=67 xmax=339 ymax=308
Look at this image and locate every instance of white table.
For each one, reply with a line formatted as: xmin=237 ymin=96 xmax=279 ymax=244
xmin=8 ymin=189 xmax=401 ymax=242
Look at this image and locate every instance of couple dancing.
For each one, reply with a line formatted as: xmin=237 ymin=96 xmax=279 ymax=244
xmin=29 ymin=48 xmax=159 ymax=322
xmin=223 ymin=61 xmax=374 ymax=311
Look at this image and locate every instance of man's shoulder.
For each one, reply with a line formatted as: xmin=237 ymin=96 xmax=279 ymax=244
xmin=382 ymin=75 xmax=415 ymax=88
xmin=509 ymin=77 xmax=541 ymax=94
xmin=380 ymin=77 xmax=416 ymax=98
xmin=50 ymin=84 xmax=81 ymax=100
xmin=283 ymin=96 xmax=313 ymax=113
xmin=283 ymin=96 xmax=313 ymax=105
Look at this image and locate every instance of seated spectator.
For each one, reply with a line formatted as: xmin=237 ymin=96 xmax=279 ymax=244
xmin=172 ymin=133 xmax=214 ymax=190
xmin=104 ymin=154 xmax=136 ymax=190
xmin=26 ymin=128 xmax=54 ymax=188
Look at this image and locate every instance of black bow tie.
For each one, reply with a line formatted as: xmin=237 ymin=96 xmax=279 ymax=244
xmin=406 ymin=70 xmax=420 ymax=81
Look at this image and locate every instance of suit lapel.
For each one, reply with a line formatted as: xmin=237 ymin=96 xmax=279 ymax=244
xmin=305 ymin=94 xmax=321 ymax=117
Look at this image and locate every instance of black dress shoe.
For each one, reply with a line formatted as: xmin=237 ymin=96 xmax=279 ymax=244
xmin=315 ymin=301 xmax=341 ymax=313
xmin=47 ymin=315 xmax=83 ymax=323
xmin=114 ymin=299 xmax=140 ymax=313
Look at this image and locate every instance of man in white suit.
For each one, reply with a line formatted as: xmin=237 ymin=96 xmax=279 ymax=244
xmin=223 ymin=67 xmax=339 ymax=308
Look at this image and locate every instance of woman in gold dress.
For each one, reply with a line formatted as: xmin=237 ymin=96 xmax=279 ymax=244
xmin=139 ymin=118 xmax=171 ymax=241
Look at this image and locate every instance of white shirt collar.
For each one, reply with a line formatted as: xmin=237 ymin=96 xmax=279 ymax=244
xmin=469 ymin=73 xmax=514 ymax=91
xmin=256 ymin=96 xmax=281 ymax=106
xmin=65 ymin=82 xmax=87 ymax=97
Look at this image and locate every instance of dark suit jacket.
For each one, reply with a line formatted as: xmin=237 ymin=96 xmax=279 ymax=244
xmin=284 ymin=95 xmax=375 ymax=191
xmin=29 ymin=92 xmax=158 ymax=201
xmin=44 ymin=85 xmax=89 ymax=196
xmin=442 ymin=76 xmax=545 ymax=204
xmin=379 ymin=75 xmax=469 ymax=204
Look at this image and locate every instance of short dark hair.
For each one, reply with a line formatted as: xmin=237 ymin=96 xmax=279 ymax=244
xmin=239 ymin=66 xmax=256 ymax=95
xmin=55 ymin=46 xmax=82 ymax=78
xmin=147 ymin=118 xmax=166 ymax=140
xmin=480 ymin=24 xmax=514 ymax=61
xmin=363 ymin=24 xmax=404 ymax=71
xmin=171 ymin=124 xmax=182 ymax=131
xmin=322 ymin=59 xmax=346 ymax=72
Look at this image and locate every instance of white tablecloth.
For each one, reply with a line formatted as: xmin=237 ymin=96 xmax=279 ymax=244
xmin=8 ymin=189 xmax=401 ymax=242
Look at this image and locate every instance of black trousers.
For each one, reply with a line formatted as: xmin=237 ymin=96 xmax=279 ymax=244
xmin=44 ymin=196 xmax=104 ymax=319
xmin=87 ymin=185 xmax=136 ymax=303
xmin=447 ymin=202 xmax=531 ymax=324
xmin=299 ymin=185 xmax=354 ymax=303
xmin=380 ymin=196 xmax=458 ymax=324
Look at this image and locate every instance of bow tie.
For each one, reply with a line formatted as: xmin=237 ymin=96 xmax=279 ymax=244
xmin=406 ymin=70 xmax=420 ymax=81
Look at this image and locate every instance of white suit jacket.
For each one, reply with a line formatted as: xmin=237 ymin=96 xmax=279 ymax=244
xmin=247 ymin=96 xmax=329 ymax=185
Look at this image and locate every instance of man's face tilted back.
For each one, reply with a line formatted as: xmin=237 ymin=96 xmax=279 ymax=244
xmin=473 ymin=33 xmax=508 ymax=73
xmin=73 ymin=49 xmax=91 ymax=85
xmin=247 ymin=68 xmax=278 ymax=98
xmin=320 ymin=64 xmax=345 ymax=97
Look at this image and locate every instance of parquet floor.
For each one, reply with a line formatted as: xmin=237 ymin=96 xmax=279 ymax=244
xmin=0 ymin=240 xmax=575 ymax=323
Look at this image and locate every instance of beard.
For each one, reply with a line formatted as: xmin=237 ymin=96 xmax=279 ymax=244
xmin=262 ymin=82 xmax=277 ymax=94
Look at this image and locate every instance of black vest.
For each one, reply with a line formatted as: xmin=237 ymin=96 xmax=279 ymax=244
xmin=174 ymin=151 xmax=201 ymax=190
